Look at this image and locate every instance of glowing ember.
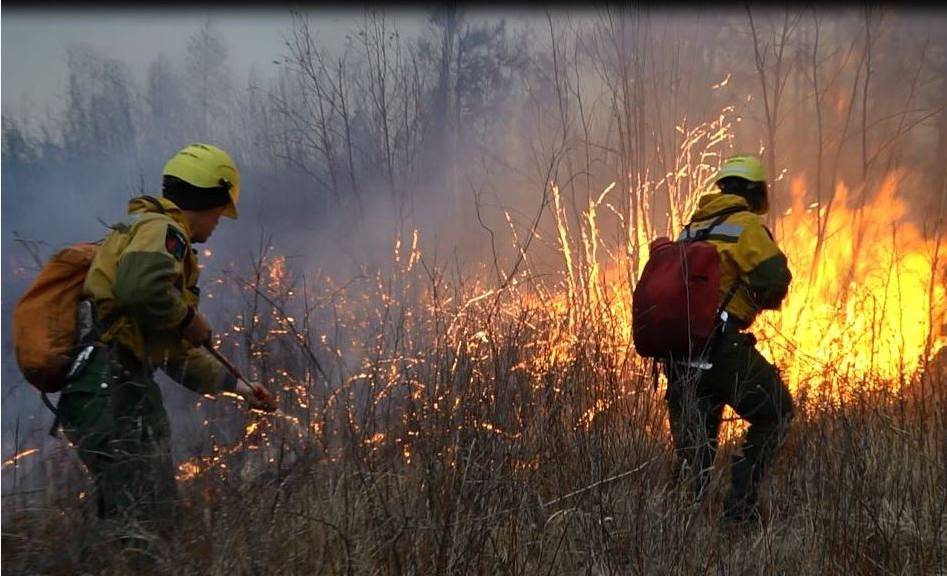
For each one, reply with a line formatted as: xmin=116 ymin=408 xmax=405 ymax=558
xmin=268 ymin=255 xmax=287 ymax=293
xmin=2 ymin=448 xmax=39 ymax=468
xmin=177 ymin=461 xmax=204 ymax=481
xmin=578 ymin=399 xmax=611 ymax=430
xmin=245 ymin=421 xmax=260 ymax=436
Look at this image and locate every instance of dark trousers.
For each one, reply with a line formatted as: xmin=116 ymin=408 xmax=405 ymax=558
xmin=665 ymin=329 xmax=793 ymax=510
xmin=56 ymin=345 xmax=178 ymax=536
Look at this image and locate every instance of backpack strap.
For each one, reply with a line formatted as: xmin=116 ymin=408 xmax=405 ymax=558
xmin=683 ymin=206 xmax=746 ymax=242
xmin=141 ymin=195 xmax=167 ymax=214
xmin=716 ymin=280 xmax=743 ymax=321
xmin=682 ymin=206 xmax=750 ymax=322
xmin=95 ymin=196 xmax=168 ymax=344
xmin=697 ymin=211 xmax=737 ymax=241
xmin=43 ymin=392 xmax=60 ymax=437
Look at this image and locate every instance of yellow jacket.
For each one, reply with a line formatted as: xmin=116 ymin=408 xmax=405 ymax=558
xmin=677 ymin=193 xmax=792 ymax=327
xmin=83 ymin=196 xmax=232 ymax=393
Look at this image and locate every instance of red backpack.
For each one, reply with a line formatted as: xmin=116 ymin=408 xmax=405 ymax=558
xmin=632 ymin=209 xmax=743 ymax=359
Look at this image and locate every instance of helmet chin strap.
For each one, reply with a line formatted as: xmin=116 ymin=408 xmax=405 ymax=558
xmin=744 ymin=191 xmax=766 ymax=214
xmin=718 ymin=178 xmax=768 ymax=214
xmin=746 ymin=182 xmax=769 ymax=214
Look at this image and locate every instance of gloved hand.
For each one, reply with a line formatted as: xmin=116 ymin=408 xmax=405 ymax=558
xmin=235 ymin=378 xmax=278 ymax=412
xmin=180 ymin=308 xmax=212 ymax=346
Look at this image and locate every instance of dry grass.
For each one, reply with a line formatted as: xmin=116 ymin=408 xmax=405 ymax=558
xmin=2 ymin=249 xmax=945 ymax=576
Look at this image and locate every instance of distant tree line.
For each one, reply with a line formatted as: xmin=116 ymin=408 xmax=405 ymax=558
xmin=3 ymin=7 xmax=945 ymax=269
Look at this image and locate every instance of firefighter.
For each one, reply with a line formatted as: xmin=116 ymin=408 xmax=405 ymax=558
xmin=55 ymin=143 xmax=276 ymax=536
xmin=664 ymin=154 xmax=794 ymax=524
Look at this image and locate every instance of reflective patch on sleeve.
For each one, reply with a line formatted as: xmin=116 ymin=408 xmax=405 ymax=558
xmin=712 ymin=223 xmax=745 ymax=238
xmin=165 ymin=225 xmax=188 ymax=260
xmin=678 ymin=223 xmax=744 ymax=242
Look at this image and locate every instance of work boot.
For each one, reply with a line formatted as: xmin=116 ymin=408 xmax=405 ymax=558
xmin=722 ymin=455 xmax=762 ymax=525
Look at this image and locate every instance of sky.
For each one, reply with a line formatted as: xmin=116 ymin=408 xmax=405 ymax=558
xmin=1 ymin=8 xmax=432 ymax=120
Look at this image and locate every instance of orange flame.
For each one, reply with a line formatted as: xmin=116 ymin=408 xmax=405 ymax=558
xmin=536 ymin=168 xmax=944 ymax=395
xmin=759 ymin=171 xmax=946 ymax=391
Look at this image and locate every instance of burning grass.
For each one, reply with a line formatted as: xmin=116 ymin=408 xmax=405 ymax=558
xmin=3 ymin=113 xmax=945 ymax=574
xmin=3 ymin=219 xmax=945 ymax=574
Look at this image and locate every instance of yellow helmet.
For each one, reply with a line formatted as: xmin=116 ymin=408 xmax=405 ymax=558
xmin=713 ymin=154 xmax=769 ymax=214
xmin=162 ymin=143 xmax=240 ymax=219
xmin=713 ymin=154 xmax=766 ymax=184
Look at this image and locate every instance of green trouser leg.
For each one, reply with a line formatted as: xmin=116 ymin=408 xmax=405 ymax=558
xmin=56 ymin=345 xmax=178 ymax=537
xmin=665 ymin=366 xmax=724 ymax=500
xmin=710 ymin=331 xmax=794 ymax=518
xmin=665 ymin=330 xmax=793 ymax=514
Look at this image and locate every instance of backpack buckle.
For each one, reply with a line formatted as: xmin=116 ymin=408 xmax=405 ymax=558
xmin=65 ymin=345 xmax=96 ymax=380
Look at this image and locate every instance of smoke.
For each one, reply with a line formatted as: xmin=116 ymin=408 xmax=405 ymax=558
xmin=2 ymin=7 xmax=946 ymax=500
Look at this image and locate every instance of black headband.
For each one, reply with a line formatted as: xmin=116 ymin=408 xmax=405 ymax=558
xmin=162 ymin=175 xmax=231 ymax=211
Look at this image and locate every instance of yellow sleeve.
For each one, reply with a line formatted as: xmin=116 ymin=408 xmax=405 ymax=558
xmin=733 ymin=220 xmax=792 ymax=310
xmin=163 ymin=346 xmax=237 ymax=394
xmin=112 ymin=217 xmax=191 ymax=332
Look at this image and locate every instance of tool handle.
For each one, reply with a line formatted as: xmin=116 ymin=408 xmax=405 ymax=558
xmin=203 ymin=341 xmax=245 ymax=382
xmin=201 ymin=342 xmax=276 ymax=411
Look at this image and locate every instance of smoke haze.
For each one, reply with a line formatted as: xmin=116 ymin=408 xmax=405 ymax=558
xmin=2 ymin=6 xmax=946 ymax=504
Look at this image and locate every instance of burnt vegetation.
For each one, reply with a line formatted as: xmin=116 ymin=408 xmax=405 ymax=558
xmin=2 ymin=7 xmax=946 ymax=575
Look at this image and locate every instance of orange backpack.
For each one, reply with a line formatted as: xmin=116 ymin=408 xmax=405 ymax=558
xmin=13 ymin=243 xmax=97 ymax=392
